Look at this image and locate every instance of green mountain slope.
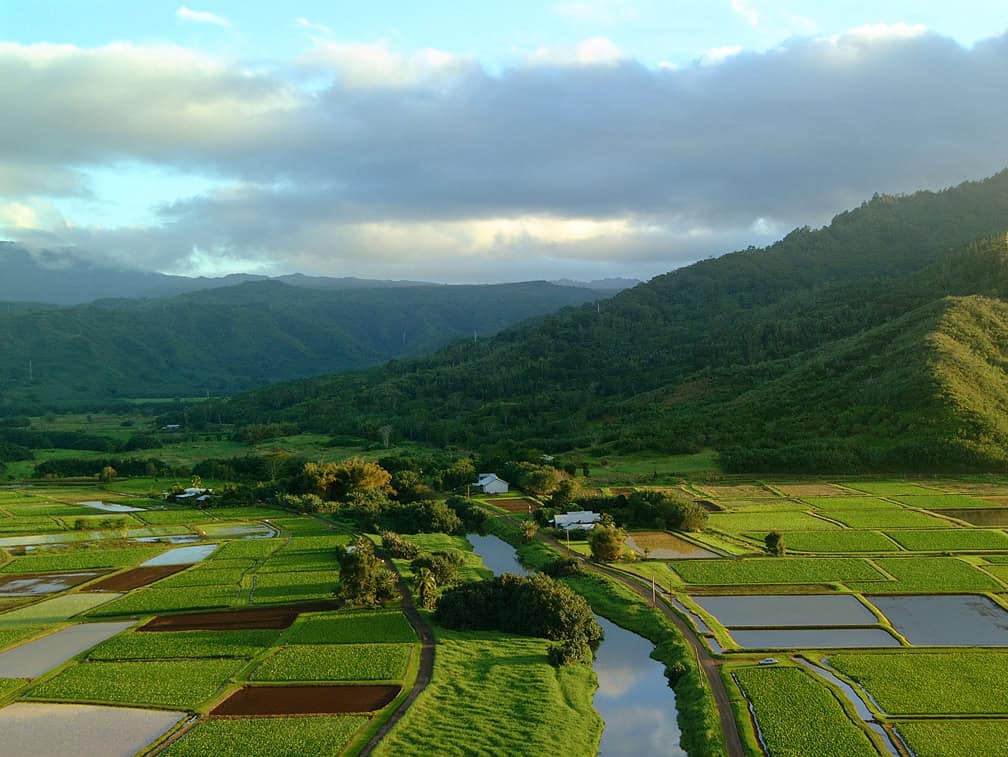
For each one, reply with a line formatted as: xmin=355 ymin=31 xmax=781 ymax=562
xmin=0 ymin=280 xmax=606 ymax=409
xmin=213 ymin=171 xmax=1008 ymax=471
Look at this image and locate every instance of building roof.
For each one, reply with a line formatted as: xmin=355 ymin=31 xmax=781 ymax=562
xmin=476 ymin=473 xmax=507 ymax=486
xmin=553 ymin=511 xmax=602 ymax=529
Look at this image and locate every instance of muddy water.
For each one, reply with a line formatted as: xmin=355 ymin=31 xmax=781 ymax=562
xmin=0 ymin=572 xmax=106 ymax=597
xmin=692 ymin=594 xmax=878 ymax=627
xmin=466 ymin=533 xmax=685 ymax=757
xmin=625 ymin=534 xmax=718 ymax=560
xmin=869 ymin=594 xmax=1008 ymax=646
xmin=78 ymin=501 xmax=146 ymax=513
xmin=728 ymin=628 xmax=900 ymax=649
xmin=936 ymin=508 xmax=1008 ymax=526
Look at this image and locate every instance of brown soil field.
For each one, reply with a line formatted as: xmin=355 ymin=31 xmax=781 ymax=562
xmin=609 ymin=488 xmax=636 ymax=496
xmin=980 ymin=496 xmax=1008 ymax=506
xmin=487 ymin=498 xmax=540 ymax=513
xmin=84 ymin=565 xmax=185 ymax=592
xmin=211 ymin=685 xmax=401 ymax=716
xmin=139 ymin=601 xmax=341 ymax=631
xmin=697 ymin=484 xmax=775 ymax=499
xmin=772 ymin=484 xmax=851 ymax=497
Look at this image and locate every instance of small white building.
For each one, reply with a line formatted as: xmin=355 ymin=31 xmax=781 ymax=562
xmin=552 ymin=511 xmax=602 ymax=531
xmin=474 ymin=473 xmax=509 ymax=495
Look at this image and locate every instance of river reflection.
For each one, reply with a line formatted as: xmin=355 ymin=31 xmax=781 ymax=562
xmin=466 ymin=533 xmax=685 ymax=757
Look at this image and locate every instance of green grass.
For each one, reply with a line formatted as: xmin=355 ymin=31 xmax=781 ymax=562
xmin=87 ymin=586 xmax=239 ymax=617
xmin=252 ymin=643 xmax=412 ymax=682
xmin=0 ymin=546 xmax=165 ymax=573
xmin=846 ymin=482 xmax=940 ymax=495
xmin=707 ymin=511 xmax=839 ymax=534
xmin=0 ymin=625 xmax=47 ymax=651
xmin=372 ymin=625 xmax=602 ymax=757
xmin=762 ymin=530 xmax=900 ymax=553
xmin=207 ymin=539 xmax=283 ymax=560
xmin=164 ymin=716 xmax=368 ymax=756
xmin=87 ymin=629 xmax=281 ymax=660
xmin=804 ymin=496 xmax=903 ymax=510
xmin=155 ymin=567 xmax=248 ymax=588
xmin=894 ymin=494 xmax=995 ymax=509
xmin=830 ymin=651 xmax=1008 ymax=715
xmin=669 ymin=557 xmax=886 ymax=586
xmin=134 ymin=510 xmax=210 ymax=525
xmin=826 ymin=509 xmax=952 ymax=529
xmin=0 ymin=678 xmax=27 ymax=698
xmin=286 ymin=610 xmax=417 ymax=644
xmin=884 ymin=529 xmax=1008 ymax=552
xmin=0 ymin=594 xmax=118 ymax=627
xmin=896 ymin=719 xmax=1008 ymax=757
xmin=733 ymin=666 xmax=877 ymax=757
xmin=27 ymin=659 xmax=244 ymax=708
xmin=250 ymin=570 xmax=336 ymax=604
xmin=851 ymin=557 xmax=1005 ymax=593
xmin=0 ymin=516 xmax=65 ymax=534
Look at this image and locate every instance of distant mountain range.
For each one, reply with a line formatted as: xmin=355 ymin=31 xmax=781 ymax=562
xmin=0 ymin=278 xmax=611 ymax=409
xmin=213 ymin=169 xmax=1008 ymax=472
xmin=0 ymin=244 xmax=639 ymax=305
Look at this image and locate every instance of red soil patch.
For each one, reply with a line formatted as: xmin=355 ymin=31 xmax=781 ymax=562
xmin=211 ymin=685 xmax=401 ymax=716
xmin=487 ymin=497 xmax=540 ymax=513
xmin=84 ymin=565 xmax=186 ymax=592
xmin=139 ymin=600 xmax=342 ymax=632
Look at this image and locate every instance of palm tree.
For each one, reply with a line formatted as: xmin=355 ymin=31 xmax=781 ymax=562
xmin=521 ymin=519 xmax=538 ymax=543
xmin=415 ymin=567 xmax=438 ymax=610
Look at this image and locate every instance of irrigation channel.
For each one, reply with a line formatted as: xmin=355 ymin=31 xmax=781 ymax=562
xmin=466 ymin=533 xmax=686 ymax=757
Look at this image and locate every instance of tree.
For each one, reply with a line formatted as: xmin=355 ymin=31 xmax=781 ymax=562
xmin=549 ymin=478 xmax=582 ymax=509
xmin=303 ymin=458 xmax=394 ymax=501
xmin=336 ymin=537 xmax=398 ymax=606
xmin=521 ymin=518 xmax=538 ymax=543
xmin=415 ymin=567 xmax=438 ymax=610
xmin=98 ymin=465 xmax=117 ymax=483
xmin=588 ymin=525 xmax=625 ymax=561
xmin=765 ymin=531 xmax=785 ymax=556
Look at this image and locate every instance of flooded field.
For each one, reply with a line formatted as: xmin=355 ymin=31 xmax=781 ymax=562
xmin=140 ymin=544 xmax=218 ymax=567
xmin=870 ymin=594 xmax=1008 ymax=646
xmin=728 ymin=628 xmax=901 ymax=649
xmin=0 ymin=621 xmax=134 ymax=677
xmin=625 ymin=532 xmax=719 ymax=560
xmin=198 ymin=523 xmax=277 ymax=539
xmin=0 ymin=702 xmax=184 ymax=757
xmin=692 ymin=594 xmax=878 ymax=627
xmin=0 ymin=571 xmax=107 ymax=597
xmin=78 ymin=501 xmax=147 ymax=513
xmin=211 ymin=684 xmax=400 ymax=715
xmin=937 ymin=508 xmax=1008 ymax=526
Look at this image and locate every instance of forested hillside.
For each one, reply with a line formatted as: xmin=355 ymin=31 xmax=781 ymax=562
xmin=0 ymin=280 xmax=606 ymax=410
xmin=212 ymin=171 xmax=1008 ymax=471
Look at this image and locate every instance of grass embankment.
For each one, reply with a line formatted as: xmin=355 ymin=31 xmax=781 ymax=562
xmin=486 ymin=514 xmax=726 ymax=757
xmin=372 ymin=624 xmax=602 ymax=757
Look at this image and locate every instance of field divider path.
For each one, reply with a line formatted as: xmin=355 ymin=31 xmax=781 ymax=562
xmin=507 ymin=514 xmax=746 ymax=757
xmin=358 ymin=556 xmax=435 ymax=757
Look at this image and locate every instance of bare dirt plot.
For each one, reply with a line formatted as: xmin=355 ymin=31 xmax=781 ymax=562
xmin=486 ymin=498 xmax=540 ymax=513
xmin=696 ymin=484 xmax=776 ymax=499
xmin=210 ymin=684 xmax=401 ymax=716
xmin=84 ymin=565 xmax=187 ymax=592
xmin=772 ymin=484 xmax=852 ymax=497
xmin=140 ymin=601 xmax=342 ymax=632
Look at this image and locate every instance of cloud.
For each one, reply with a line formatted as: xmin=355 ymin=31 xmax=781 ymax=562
xmin=730 ymin=0 xmax=759 ymax=28
xmin=176 ymin=6 xmax=230 ymax=27
xmin=1 ymin=28 xmax=1007 ymax=281
xmin=700 ymin=45 xmax=743 ymax=65
xmin=295 ymin=17 xmax=332 ymax=36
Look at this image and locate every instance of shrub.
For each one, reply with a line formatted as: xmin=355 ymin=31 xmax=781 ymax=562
xmin=381 ymin=531 xmax=421 ymax=559
xmin=336 ymin=537 xmax=398 ymax=606
xmin=548 ymin=638 xmax=593 ymax=666
xmin=588 ymin=525 xmax=625 ymax=562
xmin=540 ymin=557 xmax=583 ymax=577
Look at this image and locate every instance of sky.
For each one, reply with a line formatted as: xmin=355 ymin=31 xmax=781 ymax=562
xmin=1 ymin=1 xmax=1007 ymax=283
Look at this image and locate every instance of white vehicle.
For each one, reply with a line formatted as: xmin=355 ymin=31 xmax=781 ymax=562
xmin=757 ymin=657 xmax=779 ymax=665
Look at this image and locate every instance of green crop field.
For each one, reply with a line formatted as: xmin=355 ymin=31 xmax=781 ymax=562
xmin=134 ymin=510 xmax=210 ymax=525
xmin=884 ymin=529 xmax=1008 ymax=552
xmin=732 ymin=666 xmax=876 ymax=756
xmin=286 ymin=610 xmax=418 ymax=645
xmin=0 ymin=626 xmax=46 ymax=651
xmin=708 ymin=511 xmax=840 ymax=534
xmin=847 ymin=483 xmax=941 ymax=495
xmin=896 ymin=719 xmax=1008 ymax=757
xmin=830 ymin=651 xmax=1008 ymax=715
xmin=27 ymin=659 xmax=244 ymax=708
xmin=165 ymin=715 xmax=368 ymax=756
xmin=206 ymin=539 xmax=283 ymax=560
xmin=825 ymin=509 xmax=952 ymax=529
xmin=803 ymin=496 xmax=903 ymax=510
xmin=0 ymin=594 xmax=118 ymax=627
xmin=155 ymin=567 xmax=248 ymax=588
xmin=87 ymin=586 xmax=240 ymax=616
xmin=0 ymin=678 xmax=25 ymax=698
xmin=851 ymin=557 xmax=1005 ymax=593
xmin=373 ymin=625 xmax=602 ymax=757
xmin=87 ymin=629 xmax=281 ymax=660
xmin=252 ymin=643 xmax=412 ymax=682
xmin=250 ymin=570 xmax=336 ymax=603
xmin=669 ymin=557 xmax=885 ymax=585
xmin=0 ymin=546 xmax=165 ymax=574
xmin=894 ymin=494 xmax=995 ymax=509
xmin=765 ymin=530 xmax=899 ymax=553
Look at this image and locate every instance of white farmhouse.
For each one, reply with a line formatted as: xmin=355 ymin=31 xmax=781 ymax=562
xmin=552 ymin=511 xmax=602 ymax=531
xmin=474 ymin=473 xmax=509 ymax=494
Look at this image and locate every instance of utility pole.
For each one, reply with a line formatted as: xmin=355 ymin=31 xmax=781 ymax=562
xmin=27 ymin=359 xmax=32 ymax=382
xmin=651 ymin=578 xmax=656 ymax=606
